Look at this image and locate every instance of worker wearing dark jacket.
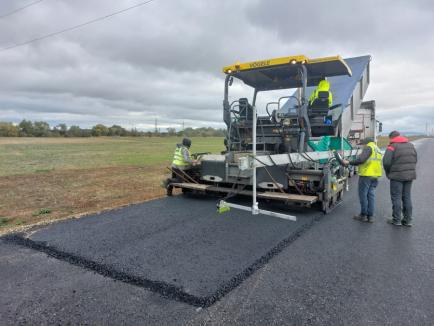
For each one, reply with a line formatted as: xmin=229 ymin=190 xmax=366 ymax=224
xmin=383 ymin=131 xmax=417 ymax=226
xmin=343 ymin=137 xmax=382 ymax=223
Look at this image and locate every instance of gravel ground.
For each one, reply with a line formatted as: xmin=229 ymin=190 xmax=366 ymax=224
xmin=1 ymin=138 xmax=433 ymax=325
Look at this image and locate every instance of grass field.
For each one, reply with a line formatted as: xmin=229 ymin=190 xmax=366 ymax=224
xmin=377 ymin=135 xmax=425 ymax=147
xmin=0 ymin=137 xmax=224 ymax=233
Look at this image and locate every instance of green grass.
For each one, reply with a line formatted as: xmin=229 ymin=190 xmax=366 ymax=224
xmin=0 ymin=137 xmax=224 ymax=176
xmin=377 ymin=135 xmax=427 ymax=148
xmin=32 ymin=208 xmax=52 ymax=216
xmin=1 ymin=136 xmax=428 ymax=176
xmin=376 ymin=136 xmax=389 ymax=148
xmin=0 ymin=217 xmax=9 ymax=227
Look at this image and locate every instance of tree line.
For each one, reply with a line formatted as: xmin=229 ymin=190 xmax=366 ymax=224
xmin=0 ymin=120 xmax=225 ymax=137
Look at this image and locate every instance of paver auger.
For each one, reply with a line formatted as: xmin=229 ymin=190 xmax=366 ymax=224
xmin=170 ymin=55 xmax=379 ymax=221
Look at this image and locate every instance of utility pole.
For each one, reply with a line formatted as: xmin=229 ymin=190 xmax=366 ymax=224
xmin=154 ymin=118 xmax=159 ymax=134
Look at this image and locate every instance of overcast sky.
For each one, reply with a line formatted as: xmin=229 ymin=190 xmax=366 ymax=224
xmin=1 ymin=0 xmax=433 ymax=133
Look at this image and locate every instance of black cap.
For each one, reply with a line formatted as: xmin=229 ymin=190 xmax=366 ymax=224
xmin=182 ymin=138 xmax=192 ymax=148
xmin=389 ymin=130 xmax=400 ymax=138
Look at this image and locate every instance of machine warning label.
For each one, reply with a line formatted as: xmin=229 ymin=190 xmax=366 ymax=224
xmin=249 ymin=60 xmax=271 ymax=68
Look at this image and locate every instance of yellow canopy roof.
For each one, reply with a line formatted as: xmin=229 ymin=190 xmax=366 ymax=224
xmin=222 ymin=55 xmax=352 ymax=91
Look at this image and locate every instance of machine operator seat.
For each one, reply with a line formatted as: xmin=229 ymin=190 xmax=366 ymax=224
xmin=309 ymin=91 xmax=330 ymax=115
xmin=238 ymin=98 xmax=253 ymax=121
xmin=308 ymin=91 xmax=337 ymax=137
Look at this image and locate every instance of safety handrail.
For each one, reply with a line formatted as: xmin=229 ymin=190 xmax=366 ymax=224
xmin=278 ymin=95 xmax=300 ymax=110
xmin=265 ymin=102 xmax=279 ymax=118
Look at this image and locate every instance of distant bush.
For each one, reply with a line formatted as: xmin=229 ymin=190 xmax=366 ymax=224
xmin=0 ymin=120 xmax=225 ymax=138
xmin=0 ymin=122 xmax=19 ymax=137
xmin=182 ymin=127 xmax=226 ymax=137
xmin=91 ymin=124 xmax=109 ymax=136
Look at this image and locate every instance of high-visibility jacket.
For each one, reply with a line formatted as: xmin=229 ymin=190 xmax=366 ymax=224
xmin=358 ymin=142 xmax=383 ymax=177
xmin=309 ymin=80 xmax=333 ymax=107
xmin=172 ymin=145 xmax=191 ymax=167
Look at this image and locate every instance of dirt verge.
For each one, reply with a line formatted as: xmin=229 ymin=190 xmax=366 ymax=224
xmin=0 ymin=165 xmax=174 ymax=234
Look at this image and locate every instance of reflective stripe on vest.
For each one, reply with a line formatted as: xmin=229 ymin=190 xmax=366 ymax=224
xmin=358 ymin=142 xmax=383 ymax=177
xmin=172 ymin=146 xmax=190 ymax=167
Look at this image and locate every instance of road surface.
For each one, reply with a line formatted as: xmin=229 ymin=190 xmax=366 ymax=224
xmin=1 ymin=139 xmax=433 ymax=325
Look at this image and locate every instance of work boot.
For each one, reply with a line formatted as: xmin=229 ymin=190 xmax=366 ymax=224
xmin=365 ymin=216 xmax=374 ymax=223
xmin=401 ymin=220 xmax=413 ymax=227
xmin=387 ymin=218 xmax=402 ymax=226
xmin=353 ymin=214 xmax=367 ymax=221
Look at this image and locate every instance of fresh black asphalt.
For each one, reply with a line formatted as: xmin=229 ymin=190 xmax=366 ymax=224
xmin=4 ymin=194 xmax=321 ymax=307
xmin=1 ymin=138 xmax=434 ymax=325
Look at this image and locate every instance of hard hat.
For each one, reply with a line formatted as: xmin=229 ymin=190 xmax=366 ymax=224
xmin=182 ymin=138 xmax=192 ymax=148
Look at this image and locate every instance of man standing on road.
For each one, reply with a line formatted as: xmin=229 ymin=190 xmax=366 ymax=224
xmin=343 ymin=137 xmax=383 ymax=223
xmin=383 ymin=131 xmax=417 ymax=227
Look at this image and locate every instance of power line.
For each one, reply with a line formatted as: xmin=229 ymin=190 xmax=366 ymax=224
xmin=0 ymin=0 xmax=158 ymax=52
xmin=0 ymin=0 xmax=45 ymax=19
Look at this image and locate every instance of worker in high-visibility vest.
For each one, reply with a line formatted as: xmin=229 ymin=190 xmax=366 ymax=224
xmin=165 ymin=138 xmax=197 ymax=196
xmin=171 ymin=138 xmax=195 ymax=170
xmin=309 ymin=79 xmax=333 ymax=107
xmin=343 ymin=137 xmax=382 ymax=223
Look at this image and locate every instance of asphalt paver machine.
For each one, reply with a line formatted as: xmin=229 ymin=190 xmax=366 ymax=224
xmin=170 ymin=55 xmax=377 ymax=221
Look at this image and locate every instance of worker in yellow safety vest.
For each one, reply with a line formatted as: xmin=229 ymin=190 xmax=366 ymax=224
xmin=171 ymin=138 xmax=195 ymax=170
xmin=164 ymin=138 xmax=197 ymax=196
xmin=309 ymin=79 xmax=333 ymax=107
xmin=342 ymin=138 xmax=382 ymax=223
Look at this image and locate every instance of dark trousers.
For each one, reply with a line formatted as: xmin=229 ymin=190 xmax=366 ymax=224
xmin=358 ymin=176 xmax=378 ymax=217
xmin=390 ymin=180 xmax=413 ymax=223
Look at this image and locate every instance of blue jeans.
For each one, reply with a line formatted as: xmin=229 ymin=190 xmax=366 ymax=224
xmin=358 ymin=176 xmax=378 ymax=217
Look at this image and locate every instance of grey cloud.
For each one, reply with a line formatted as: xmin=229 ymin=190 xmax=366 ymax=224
xmin=246 ymin=0 xmax=434 ymax=57
xmin=0 ymin=0 xmax=433 ymax=132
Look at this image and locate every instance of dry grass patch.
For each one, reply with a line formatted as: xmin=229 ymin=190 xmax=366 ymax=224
xmin=0 ymin=165 xmax=172 ymax=234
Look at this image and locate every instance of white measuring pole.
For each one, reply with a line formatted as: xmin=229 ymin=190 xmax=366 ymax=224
xmin=252 ymin=105 xmax=259 ymax=214
xmin=341 ymin=108 xmax=350 ymax=191
xmin=340 ymin=109 xmax=344 ymax=157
